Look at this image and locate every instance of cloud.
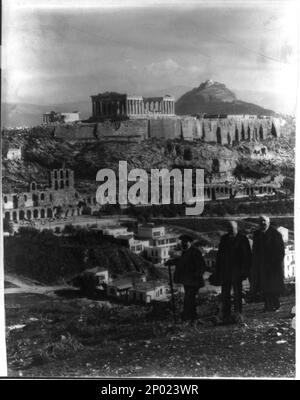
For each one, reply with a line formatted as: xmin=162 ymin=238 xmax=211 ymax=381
xmin=145 ymin=58 xmax=203 ymax=77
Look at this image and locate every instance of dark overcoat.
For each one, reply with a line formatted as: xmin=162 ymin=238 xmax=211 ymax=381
xmin=212 ymin=232 xmax=252 ymax=285
xmin=251 ymin=226 xmax=285 ymax=295
xmin=173 ymin=246 xmax=206 ymax=288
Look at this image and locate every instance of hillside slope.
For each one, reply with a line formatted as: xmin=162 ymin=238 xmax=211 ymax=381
xmin=2 ymin=128 xmax=294 ymax=193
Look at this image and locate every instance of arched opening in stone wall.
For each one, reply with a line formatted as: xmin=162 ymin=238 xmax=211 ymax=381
xmin=31 ymin=182 xmax=37 ymax=191
xmin=4 ymin=196 xmax=7 ymax=203
xmin=60 ymin=180 xmax=64 ymax=189
xmin=216 ymin=127 xmax=222 ymax=144
xmin=13 ymin=211 xmax=17 ymax=221
xmin=26 ymin=210 xmax=32 ymax=219
xmin=211 ymin=188 xmax=216 ymax=201
xmin=227 ymin=132 xmax=231 ymax=145
xmin=41 ymin=209 xmax=45 ymax=218
xmin=241 ymin=124 xmax=245 ymax=141
xmin=259 ymin=125 xmax=264 ymax=140
xmin=13 ymin=195 xmax=18 ymax=209
xmin=47 ymin=208 xmax=53 ymax=218
xmin=5 ymin=212 xmax=10 ymax=220
xmin=19 ymin=210 xmax=25 ymax=220
xmin=55 ymin=181 xmax=58 ymax=190
xmin=60 ymin=170 xmax=64 ymax=179
xmin=33 ymin=209 xmax=39 ymax=219
xmin=32 ymin=193 xmax=39 ymax=207
xmin=271 ymin=123 xmax=277 ymax=137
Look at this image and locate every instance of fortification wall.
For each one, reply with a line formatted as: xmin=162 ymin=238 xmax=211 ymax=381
xmin=149 ymin=118 xmax=181 ymax=139
xmin=96 ymin=119 xmax=148 ymax=142
xmin=53 ymin=116 xmax=282 ymax=144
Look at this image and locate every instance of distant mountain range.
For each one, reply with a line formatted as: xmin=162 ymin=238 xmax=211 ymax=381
xmin=2 ymin=80 xmax=278 ymax=128
xmin=175 ymin=80 xmax=276 ymax=116
xmin=1 ymin=101 xmax=91 ymax=128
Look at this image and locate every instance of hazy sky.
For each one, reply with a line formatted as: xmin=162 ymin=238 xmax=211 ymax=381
xmin=2 ymin=0 xmax=299 ymax=114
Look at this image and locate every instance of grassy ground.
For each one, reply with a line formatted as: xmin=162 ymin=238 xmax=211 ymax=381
xmin=5 ymin=290 xmax=295 ymax=378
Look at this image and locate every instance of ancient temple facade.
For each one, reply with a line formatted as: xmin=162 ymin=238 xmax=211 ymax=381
xmin=90 ymin=92 xmax=175 ymax=119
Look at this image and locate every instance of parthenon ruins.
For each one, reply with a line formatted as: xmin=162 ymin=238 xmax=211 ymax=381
xmin=90 ymin=92 xmax=175 ymax=119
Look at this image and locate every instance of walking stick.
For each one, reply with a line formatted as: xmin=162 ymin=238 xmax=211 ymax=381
xmin=168 ymin=263 xmax=177 ymax=324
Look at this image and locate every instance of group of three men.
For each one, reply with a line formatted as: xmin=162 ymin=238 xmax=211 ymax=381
xmin=167 ymin=216 xmax=285 ymax=325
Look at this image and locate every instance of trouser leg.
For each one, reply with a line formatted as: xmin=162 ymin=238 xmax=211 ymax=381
xmin=233 ymin=281 xmax=243 ymax=314
xmin=264 ymin=293 xmax=272 ymax=311
xmin=221 ymin=282 xmax=232 ymax=320
xmin=183 ymin=286 xmax=198 ymax=321
xmin=271 ymin=294 xmax=280 ymax=310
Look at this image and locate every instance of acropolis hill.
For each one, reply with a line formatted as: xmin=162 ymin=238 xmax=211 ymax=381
xmin=49 ymin=81 xmax=291 ymax=143
xmin=2 ymin=81 xmax=295 ymax=195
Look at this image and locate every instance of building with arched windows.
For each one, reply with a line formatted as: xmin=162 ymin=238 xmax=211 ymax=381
xmin=2 ymin=167 xmax=90 ymax=223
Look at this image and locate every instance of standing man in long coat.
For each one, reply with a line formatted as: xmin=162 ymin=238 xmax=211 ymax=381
xmin=251 ymin=215 xmax=285 ymax=312
xmin=166 ymin=234 xmax=207 ymax=323
xmin=210 ymin=220 xmax=252 ymax=324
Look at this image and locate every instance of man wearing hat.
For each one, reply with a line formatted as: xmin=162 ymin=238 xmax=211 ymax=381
xmin=167 ymin=234 xmax=207 ymax=322
xmin=210 ymin=220 xmax=252 ymax=324
xmin=251 ymin=215 xmax=285 ymax=312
